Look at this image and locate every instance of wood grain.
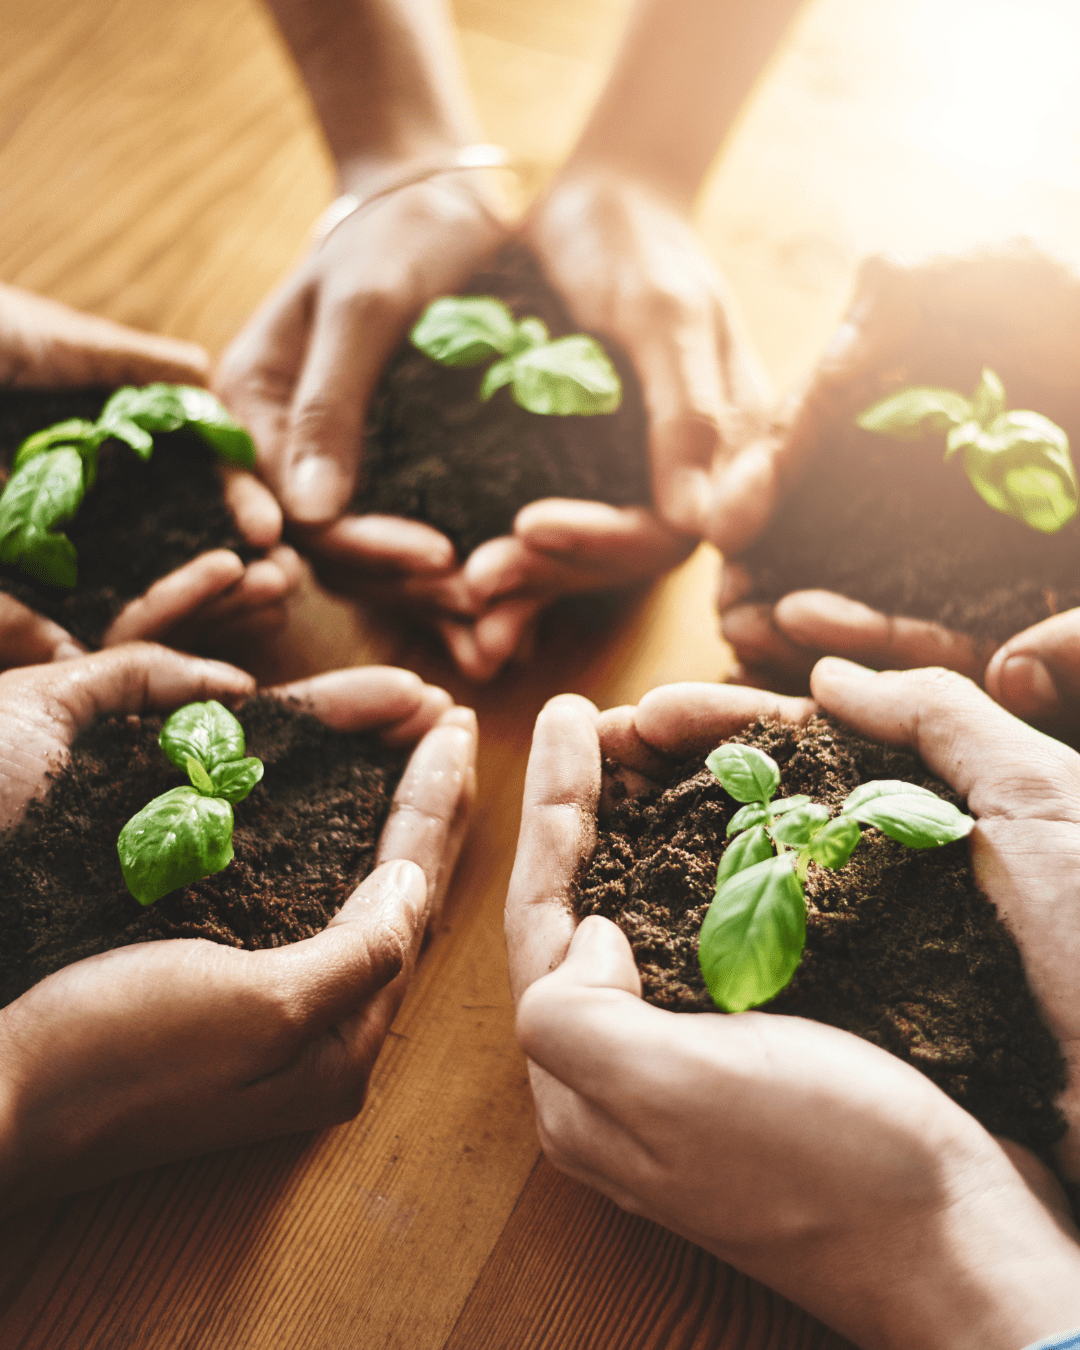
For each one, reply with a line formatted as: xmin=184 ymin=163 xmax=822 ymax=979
xmin=2 ymin=0 xmax=1072 ymax=1344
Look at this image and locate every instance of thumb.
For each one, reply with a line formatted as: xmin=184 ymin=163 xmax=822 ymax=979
xmin=985 ymin=609 xmax=1080 ymax=728
xmin=552 ymin=915 xmax=643 ymax=998
xmin=810 ymin=657 xmax=1080 ymax=818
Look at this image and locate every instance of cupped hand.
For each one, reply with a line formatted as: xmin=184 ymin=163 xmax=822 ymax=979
xmin=506 ymin=685 xmax=1080 ymax=1348
xmin=811 ymin=657 xmax=1080 ymax=1180
xmin=0 ymin=283 xmax=300 ymax=667
xmin=216 ymin=173 xmax=506 ymax=575
xmin=0 ymin=645 xmax=475 ymax=1211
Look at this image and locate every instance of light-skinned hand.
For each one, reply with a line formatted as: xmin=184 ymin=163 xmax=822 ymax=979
xmin=0 ymin=643 xmax=476 ymax=1211
xmin=0 ymin=283 xmax=301 ymax=668
xmin=506 ymin=681 xmax=1080 ymax=1349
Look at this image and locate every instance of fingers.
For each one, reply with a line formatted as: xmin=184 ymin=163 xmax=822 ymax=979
xmin=810 ymin=658 xmax=1080 ymax=819
xmin=301 ymin=514 xmax=456 ymax=574
xmin=270 ymin=859 xmax=429 ymax=1038
xmin=0 ymin=593 xmax=84 ymax=670
xmin=506 ymin=694 xmax=601 ymax=1001
xmin=266 ymin=666 xmax=451 ymax=741
xmin=376 ymin=707 xmax=478 ymax=918
xmin=708 ymin=439 xmax=786 ymax=556
xmin=774 ymin=591 xmax=988 ymax=681
xmin=0 ymin=283 xmax=210 ymax=388
xmin=102 ymin=550 xmax=245 ymax=645
xmin=720 ymin=603 xmax=819 ymax=686
xmin=986 ymin=609 xmax=1080 ymax=728
xmin=220 ymin=466 xmax=283 ymax=550
xmin=631 ymin=681 xmax=814 ymax=761
xmin=513 ymin=500 xmax=692 ymax=575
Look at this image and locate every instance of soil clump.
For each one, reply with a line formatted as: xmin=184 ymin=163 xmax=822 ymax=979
xmin=0 ymin=696 xmax=404 ymax=1006
xmin=573 ymin=713 xmax=1065 ymax=1156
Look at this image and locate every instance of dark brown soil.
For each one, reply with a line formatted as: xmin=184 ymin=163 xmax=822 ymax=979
xmin=0 ymin=387 xmax=259 ymax=649
xmin=0 ymin=696 xmax=404 ymax=1007
xmin=352 ymin=245 xmax=652 ymax=559
xmin=573 ymin=714 xmax=1065 ymax=1156
xmin=738 ymin=246 xmax=1080 ymax=644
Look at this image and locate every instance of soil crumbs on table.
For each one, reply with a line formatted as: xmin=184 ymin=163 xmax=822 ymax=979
xmin=0 ymin=697 xmax=404 ymax=1007
xmin=574 ymin=715 xmax=1065 ymax=1156
xmin=739 ymin=249 xmax=1080 ymax=644
xmin=353 ymin=245 xmax=651 ymax=559
xmin=0 ymin=388 xmax=257 ymax=649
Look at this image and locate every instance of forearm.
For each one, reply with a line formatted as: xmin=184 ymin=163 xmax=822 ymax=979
xmin=263 ymin=0 xmax=484 ymax=181
xmin=565 ymin=0 xmax=805 ymax=208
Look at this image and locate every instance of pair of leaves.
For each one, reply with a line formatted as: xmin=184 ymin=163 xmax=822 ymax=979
xmin=0 ymin=384 xmax=255 ymax=589
xmin=857 ymin=368 xmax=1078 ymax=534
xmin=410 ymin=295 xmax=622 ymax=417
xmin=118 ymin=701 xmax=264 ymax=906
xmin=699 ymin=743 xmax=974 ymax=1013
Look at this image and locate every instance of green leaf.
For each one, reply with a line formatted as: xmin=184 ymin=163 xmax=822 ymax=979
xmin=961 ymin=410 xmax=1078 ymax=534
xmin=845 ymin=793 xmax=974 ymax=848
xmin=511 ymin=317 xmax=549 ymax=352
xmin=840 ymin=779 xmax=938 ymax=814
xmin=13 ymin=420 xmax=99 ymax=471
xmin=806 ymin=815 xmax=862 ymax=869
xmin=706 ymin=744 xmax=780 ymax=804
xmin=118 ymin=785 xmax=234 ymax=905
xmin=698 ymin=854 xmax=806 ymax=1013
xmin=971 ymin=368 xmax=1006 ymax=424
xmin=209 ymin=756 xmax=264 ymax=804
xmin=105 ymin=417 xmax=155 ymax=459
xmin=770 ymin=795 xmax=812 ymax=816
xmin=411 ymin=296 xmax=518 ymax=367
xmin=100 ymin=383 xmax=187 ymax=433
xmin=944 ymin=419 xmax=982 ymax=461
xmin=479 ymin=357 xmax=515 ymax=402
xmin=0 ymin=447 xmax=85 ymax=588
xmin=726 ymin=802 xmax=770 ymax=836
xmin=716 ymin=825 xmax=774 ymax=885
xmin=160 ymin=700 xmax=246 ymax=775
xmin=506 ymin=335 xmax=622 ymax=416
xmin=769 ymin=802 xmax=830 ymax=847
xmin=185 ymin=755 xmax=216 ymax=794
xmin=174 ymin=386 xmax=257 ymax=469
xmin=857 ymin=387 xmax=972 ymax=439
xmin=1000 ymin=461 xmax=1078 ymax=533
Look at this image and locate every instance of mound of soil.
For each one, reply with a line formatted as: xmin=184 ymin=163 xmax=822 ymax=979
xmin=0 ymin=387 xmax=259 ymax=649
xmin=573 ymin=714 xmax=1065 ymax=1157
xmin=353 ymin=245 xmax=652 ymax=559
xmin=0 ymin=697 xmax=404 ymax=1007
xmin=738 ymin=245 xmax=1080 ymax=644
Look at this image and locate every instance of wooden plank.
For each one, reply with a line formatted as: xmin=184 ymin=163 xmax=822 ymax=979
xmin=443 ymin=1158 xmax=855 ymax=1350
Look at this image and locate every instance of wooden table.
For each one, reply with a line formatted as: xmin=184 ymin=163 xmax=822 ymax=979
xmin=3 ymin=0 xmax=1079 ymax=1343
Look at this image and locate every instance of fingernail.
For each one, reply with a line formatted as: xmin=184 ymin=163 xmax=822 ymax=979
xmin=998 ymin=654 xmax=1058 ymax=717
xmin=53 ymin=640 xmax=85 ymax=662
xmin=288 ymin=456 xmax=348 ymax=521
xmin=814 ymin=656 xmax=875 ymax=681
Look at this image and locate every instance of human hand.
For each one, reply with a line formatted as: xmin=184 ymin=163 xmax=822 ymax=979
xmin=0 ymin=644 xmax=475 ymax=1211
xmin=812 ymin=657 xmax=1080 ymax=1180
xmin=0 ymin=282 xmax=300 ymax=667
xmin=506 ymin=685 xmax=1080 ymax=1349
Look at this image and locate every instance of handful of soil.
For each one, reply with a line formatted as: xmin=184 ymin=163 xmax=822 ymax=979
xmin=573 ymin=714 xmax=1065 ymax=1157
xmin=738 ymin=245 xmax=1080 ymax=645
xmin=0 ymin=697 xmax=404 ymax=1007
xmin=353 ymin=246 xmax=652 ymax=560
xmin=0 ymin=387 xmax=260 ymax=649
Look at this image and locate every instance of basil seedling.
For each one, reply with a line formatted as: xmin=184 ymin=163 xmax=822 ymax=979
xmin=0 ymin=384 xmax=256 ymax=588
xmin=410 ymin=295 xmax=622 ymax=417
xmin=118 ymin=700 xmax=264 ymax=905
xmin=857 ymin=368 xmax=1077 ymax=533
xmin=698 ymin=743 xmax=974 ymax=1013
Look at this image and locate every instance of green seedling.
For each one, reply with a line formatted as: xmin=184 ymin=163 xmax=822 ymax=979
xmin=699 ymin=743 xmax=974 ymax=1013
xmin=410 ymin=295 xmax=621 ymax=417
xmin=118 ymin=700 xmax=264 ymax=906
xmin=857 ymin=367 xmax=1077 ymax=534
xmin=0 ymin=384 xmax=256 ymax=588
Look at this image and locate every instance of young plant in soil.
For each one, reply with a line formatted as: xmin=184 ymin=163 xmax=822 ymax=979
xmin=351 ymin=246 xmax=650 ymax=559
xmin=119 ymin=700 xmax=264 ymax=905
xmin=410 ymin=295 xmax=622 ymax=416
xmin=0 ymin=383 xmax=254 ymax=588
xmin=858 ymin=367 xmax=1077 ymax=534
xmin=700 ymin=743 xmax=973 ymax=1013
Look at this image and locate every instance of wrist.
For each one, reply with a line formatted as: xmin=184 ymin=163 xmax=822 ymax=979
xmin=553 ymin=150 xmax=697 ymax=217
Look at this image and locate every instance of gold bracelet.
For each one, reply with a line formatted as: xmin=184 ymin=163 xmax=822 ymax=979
xmin=310 ymin=144 xmax=511 ymax=246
